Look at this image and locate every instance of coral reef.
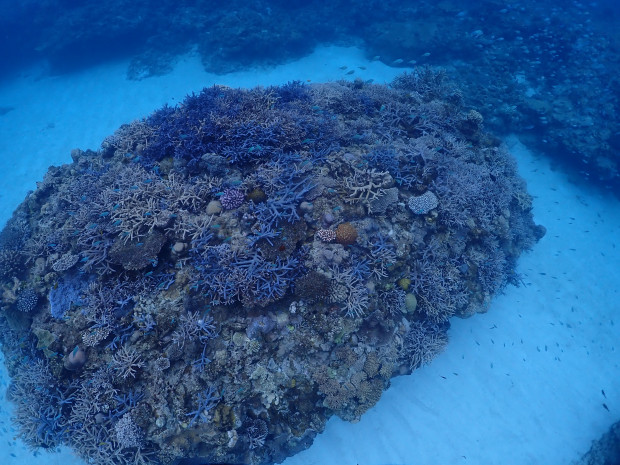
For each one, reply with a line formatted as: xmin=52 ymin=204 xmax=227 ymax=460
xmin=0 ymin=71 xmax=543 ymax=465
xmin=572 ymin=419 xmax=620 ymax=465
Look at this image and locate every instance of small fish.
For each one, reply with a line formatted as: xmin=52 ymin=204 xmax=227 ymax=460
xmin=346 ymin=70 xmax=355 ymax=75
xmin=408 ymin=60 xmax=417 ymax=65
xmin=372 ymin=55 xmax=381 ymax=60
xmin=339 ymin=65 xmax=348 ymax=70
xmin=603 ymin=403 xmax=609 ymax=412
xmin=421 ymin=52 xmax=431 ymax=57
xmin=358 ymin=66 xmax=366 ymax=70
xmin=392 ymin=58 xmax=404 ymax=65
xmin=602 ymin=389 xmax=606 ymax=398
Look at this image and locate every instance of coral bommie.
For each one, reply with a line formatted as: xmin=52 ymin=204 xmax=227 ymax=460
xmin=0 ymin=71 xmax=543 ymax=465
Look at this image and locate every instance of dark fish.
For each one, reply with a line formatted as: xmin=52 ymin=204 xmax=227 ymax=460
xmin=603 ymin=403 xmax=609 ymax=412
xmin=602 ymin=389 xmax=606 ymax=398
xmin=0 ymin=106 xmax=15 ymax=115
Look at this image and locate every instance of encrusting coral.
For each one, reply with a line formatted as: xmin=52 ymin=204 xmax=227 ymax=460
xmin=0 ymin=70 xmax=544 ymax=465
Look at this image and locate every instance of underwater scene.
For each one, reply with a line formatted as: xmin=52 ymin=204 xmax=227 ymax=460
xmin=0 ymin=1 xmax=618 ymax=464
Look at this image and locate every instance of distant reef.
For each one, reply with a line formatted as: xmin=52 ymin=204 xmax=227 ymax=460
xmin=0 ymin=71 xmax=544 ymax=465
xmin=2 ymin=0 xmax=617 ymax=196
xmin=572 ymin=420 xmax=620 ymax=465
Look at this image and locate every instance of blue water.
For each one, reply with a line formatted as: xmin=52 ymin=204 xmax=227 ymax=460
xmin=0 ymin=1 xmax=619 ymax=465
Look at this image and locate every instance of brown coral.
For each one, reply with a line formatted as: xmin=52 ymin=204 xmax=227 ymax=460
xmin=335 ymin=222 xmax=358 ymax=245
xmin=109 ymin=230 xmax=166 ymax=270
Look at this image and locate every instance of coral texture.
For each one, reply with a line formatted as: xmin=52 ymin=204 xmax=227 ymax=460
xmin=408 ymin=191 xmax=439 ymax=215
xmin=335 ymin=222 xmax=358 ymax=245
xmin=0 ymin=71 xmax=543 ymax=465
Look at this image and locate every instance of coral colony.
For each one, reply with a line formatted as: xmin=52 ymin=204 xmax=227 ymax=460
xmin=0 ymin=70 xmax=544 ymax=465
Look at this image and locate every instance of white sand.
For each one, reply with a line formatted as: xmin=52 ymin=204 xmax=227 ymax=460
xmin=0 ymin=46 xmax=618 ymax=465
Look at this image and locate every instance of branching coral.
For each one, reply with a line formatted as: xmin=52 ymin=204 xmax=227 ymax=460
xmin=342 ymin=167 xmax=392 ymax=205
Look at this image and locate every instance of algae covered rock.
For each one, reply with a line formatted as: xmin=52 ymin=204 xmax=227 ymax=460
xmin=0 ymin=70 xmax=543 ymax=465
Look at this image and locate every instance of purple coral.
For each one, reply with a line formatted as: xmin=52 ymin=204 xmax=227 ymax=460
xmin=246 ymin=419 xmax=268 ymax=450
xmin=191 ymin=243 xmax=301 ymax=307
xmin=316 ymin=229 xmax=336 ymax=242
xmin=220 ymin=188 xmax=245 ymax=210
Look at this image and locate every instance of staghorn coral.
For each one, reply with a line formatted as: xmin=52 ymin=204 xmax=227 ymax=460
xmin=400 ymin=320 xmax=449 ymax=371
xmin=342 ymin=167 xmax=392 ymax=205
xmin=111 ymin=346 xmax=145 ymax=380
xmin=0 ymin=73 xmax=542 ymax=465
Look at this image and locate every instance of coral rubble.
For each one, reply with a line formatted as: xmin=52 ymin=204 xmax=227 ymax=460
xmin=0 ymin=71 xmax=544 ymax=465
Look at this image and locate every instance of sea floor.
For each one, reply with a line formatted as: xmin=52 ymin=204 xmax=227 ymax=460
xmin=0 ymin=46 xmax=618 ymax=465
